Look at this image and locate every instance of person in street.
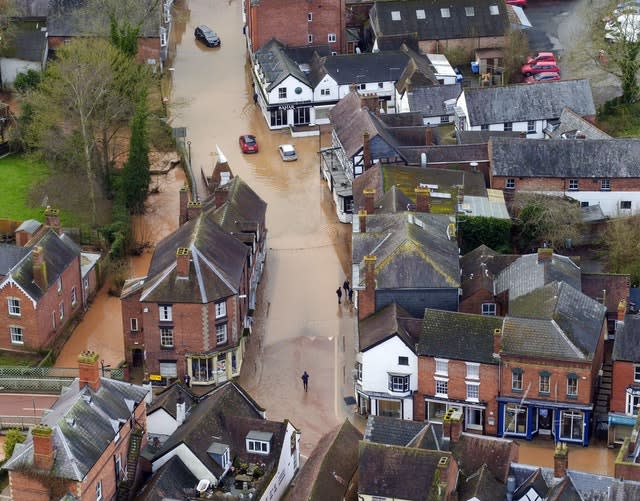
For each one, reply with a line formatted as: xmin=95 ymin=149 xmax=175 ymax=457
xmin=343 ymin=279 xmax=350 ymax=298
xmin=301 ymin=371 xmax=309 ymax=391
xmin=336 ymin=287 xmax=342 ymax=304
xmin=348 ymin=287 xmax=354 ymax=305
xmin=184 ymin=374 xmax=191 ymax=388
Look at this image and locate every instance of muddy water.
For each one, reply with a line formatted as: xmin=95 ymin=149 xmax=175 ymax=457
xmin=516 ymin=439 xmax=617 ymax=476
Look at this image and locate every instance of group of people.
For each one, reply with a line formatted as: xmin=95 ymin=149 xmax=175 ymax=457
xmin=336 ymin=279 xmax=353 ymax=305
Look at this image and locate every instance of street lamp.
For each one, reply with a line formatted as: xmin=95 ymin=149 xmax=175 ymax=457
xmin=187 ymin=140 xmax=192 ymax=165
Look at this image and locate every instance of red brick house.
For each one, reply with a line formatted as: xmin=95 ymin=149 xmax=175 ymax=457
xmin=244 ymin=0 xmax=346 ymax=53
xmin=0 ymin=212 xmax=82 ymax=351
xmin=415 ymin=309 xmax=502 ymax=437
xmin=3 ymin=352 xmax=149 ymax=501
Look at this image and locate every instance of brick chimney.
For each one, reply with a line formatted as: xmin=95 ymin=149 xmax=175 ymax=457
xmin=443 ymin=408 xmax=463 ymax=442
xmin=32 ymin=246 xmax=48 ymax=291
xmin=187 ymin=200 xmax=202 ymax=221
xmin=553 ymin=442 xmax=569 ymax=478
xmin=358 ymin=210 xmax=367 ymax=233
xmin=415 ymin=187 xmax=431 ymax=213
xmin=176 ymin=247 xmax=190 ymax=278
xmin=78 ymin=351 xmax=101 ymax=391
xmin=214 ymin=187 xmax=229 ymax=209
xmin=362 ymin=132 xmax=371 ymax=171
xmin=32 ymin=425 xmax=55 ymax=470
xmin=44 ymin=207 xmax=61 ymax=234
xmin=363 ymin=189 xmax=375 ymax=214
xmin=493 ymin=328 xmax=502 ymax=354
xmin=179 ymin=185 xmax=188 ymax=226
xmin=360 ymin=94 xmax=380 ymax=116
xmin=537 ymin=247 xmax=553 ymax=263
xmin=618 ymin=299 xmax=627 ymax=321
xmin=358 ymin=255 xmax=377 ymax=321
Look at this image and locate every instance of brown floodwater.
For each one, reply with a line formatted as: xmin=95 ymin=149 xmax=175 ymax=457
xmin=515 ymin=439 xmax=617 ymax=476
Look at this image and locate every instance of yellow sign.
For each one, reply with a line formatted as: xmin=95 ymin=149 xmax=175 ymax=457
xmin=149 ymin=374 xmax=162 ymax=381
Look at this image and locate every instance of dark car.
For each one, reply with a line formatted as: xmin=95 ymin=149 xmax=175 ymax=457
xmin=239 ymin=134 xmax=259 ymax=154
xmin=524 ymin=72 xmax=561 ymax=83
xmin=195 ymin=25 xmax=221 ymax=47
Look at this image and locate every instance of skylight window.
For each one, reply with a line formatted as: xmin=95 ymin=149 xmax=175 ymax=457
xmin=391 ymin=10 xmax=401 ymax=21
xmin=416 ymin=9 xmax=426 ymax=19
xmin=489 ymin=5 xmax=500 ymax=15
xmin=440 ymin=8 xmax=450 ymax=18
xmin=465 ymin=7 xmax=475 ymax=16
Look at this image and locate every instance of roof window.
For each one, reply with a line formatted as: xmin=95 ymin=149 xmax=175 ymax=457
xmin=489 ymin=5 xmax=500 ymax=15
xmin=465 ymin=7 xmax=475 ymax=16
xmin=416 ymin=9 xmax=426 ymax=19
xmin=441 ymin=8 xmax=450 ymax=18
xmin=391 ymin=10 xmax=401 ymax=21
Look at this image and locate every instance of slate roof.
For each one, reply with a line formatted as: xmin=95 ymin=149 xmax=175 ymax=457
xmin=15 ymin=219 xmax=42 ymax=234
xmin=459 ymin=463 xmax=506 ymax=500
xmin=503 ymin=281 xmax=606 ymax=361
xmin=0 ymin=244 xmax=29 ymax=276
xmin=404 ymin=84 xmax=462 ymax=116
xmin=147 ymin=381 xmax=198 ymax=420
xmin=0 ymin=21 xmax=47 ymax=61
xmin=460 ymin=245 xmax=518 ymax=300
xmin=137 ymin=455 xmax=199 ymax=501
xmin=418 ymin=308 xmax=503 ymax=364
xmin=463 ymin=80 xmax=595 ymax=126
xmin=548 ymin=108 xmax=612 ymax=140
xmin=494 ymin=251 xmax=582 ymax=301
xmin=4 ymin=378 xmax=148 ymax=481
xmin=489 ymin=137 xmax=640 ymax=178
xmin=364 ymin=415 xmax=429 ymax=447
xmin=612 ymin=313 xmax=640 ymax=362
xmin=377 ymin=185 xmax=414 ymax=213
xmin=370 ymin=0 xmax=508 ymax=42
xmin=457 ymin=130 xmax=524 ymax=144
xmin=450 ymin=433 xmax=517 ymax=482
xmin=395 ymin=44 xmax=440 ymax=91
xmin=358 ymin=441 xmax=452 ymax=499
xmin=318 ymin=51 xmax=409 ymax=86
xmin=254 ymin=38 xmax=310 ymax=92
xmin=0 ymin=228 xmax=80 ymax=300
xmin=359 ymin=302 xmax=417 ymax=352
xmin=352 ymin=212 xmax=459 ymax=290
xmin=284 ymin=420 xmax=361 ymax=501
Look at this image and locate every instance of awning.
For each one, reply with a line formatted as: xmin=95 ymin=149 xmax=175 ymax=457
xmin=511 ymin=6 xmax=532 ymax=29
xmin=609 ymin=413 xmax=637 ymax=426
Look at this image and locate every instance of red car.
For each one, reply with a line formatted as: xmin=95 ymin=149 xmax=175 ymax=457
xmin=506 ymin=0 xmax=527 ymax=6
xmin=524 ymin=72 xmax=561 ymax=83
xmin=521 ymin=62 xmax=561 ymax=76
xmin=239 ymin=134 xmax=259 ymax=154
xmin=527 ymin=52 xmax=556 ymax=64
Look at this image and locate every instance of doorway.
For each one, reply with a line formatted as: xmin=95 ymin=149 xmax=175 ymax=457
xmin=538 ymin=408 xmax=553 ymax=436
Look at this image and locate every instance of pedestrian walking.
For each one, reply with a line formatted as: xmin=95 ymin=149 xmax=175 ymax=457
xmin=184 ymin=374 xmax=191 ymax=388
xmin=301 ymin=371 xmax=309 ymax=391
xmin=348 ymin=287 xmax=354 ymax=305
xmin=336 ymin=287 xmax=342 ymax=304
xmin=343 ymin=279 xmax=350 ymax=297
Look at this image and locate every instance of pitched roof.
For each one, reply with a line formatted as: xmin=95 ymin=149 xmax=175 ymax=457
xmin=320 ymin=51 xmax=409 ymax=85
xmin=463 ymin=80 xmax=595 ymax=126
xmin=548 ymin=108 xmax=612 ymax=140
xmin=418 ymin=309 xmax=503 ymax=364
xmin=137 ymin=455 xmax=199 ymax=501
xmin=489 ymin=137 xmax=640 ymax=178
xmin=0 ymin=21 xmax=47 ymax=61
xmin=370 ymin=0 xmax=507 ymax=42
xmin=450 ymin=433 xmax=517 ymax=482
xmin=395 ymin=45 xmax=440 ymax=91
xmin=364 ymin=415 xmax=429 ymax=447
xmin=359 ymin=302 xmax=417 ymax=352
xmin=285 ymin=420 xmax=361 ymax=501
xmin=457 ymin=130 xmax=524 ymax=144
xmin=404 ymin=84 xmax=462 ymax=116
xmin=459 ymin=463 xmax=506 ymax=500
xmin=329 ymin=92 xmax=383 ymax=158
xmin=352 ymin=212 xmax=459 ymax=290
xmin=0 ymin=244 xmax=29 ymax=276
xmin=613 ymin=313 xmax=640 ymax=362
xmin=4 ymin=378 xmax=148 ymax=480
xmin=581 ymin=272 xmax=630 ymax=315
xmin=494 ymin=252 xmax=582 ymax=301
xmin=503 ymin=282 xmax=606 ymax=361
xmin=460 ymin=245 xmax=518 ymax=299
xmin=147 ymin=381 xmax=198 ymax=420
xmin=254 ymin=38 xmax=310 ymax=92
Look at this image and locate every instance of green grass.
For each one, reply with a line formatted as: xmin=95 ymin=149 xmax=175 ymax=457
xmin=0 ymin=155 xmax=50 ymax=222
xmin=0 ymin=351 xmax=41 ymax=366
xmin=597 ymin=101 xmax=640 ymax=137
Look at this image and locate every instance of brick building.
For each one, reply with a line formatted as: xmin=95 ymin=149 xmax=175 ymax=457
xmin=244 ymin=0 xmax=346 ymax=54
xmin=0 ymin=212 xmax=82 ymax=351
xmin=3 ymin=352 xmax=149 ymax=501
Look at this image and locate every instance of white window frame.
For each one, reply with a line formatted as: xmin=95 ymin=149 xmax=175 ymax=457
xmin=435 ymin=358 xmax=448 ymax=376
xmin=626 ymin=391 xmax=640 ymax=415
xmin=216 ymin=323 xmax=228 ymax=345
xmin=57 ymin=277 xmax=62 ymax=293
xmin=465 ymin=6 xmax=475 ymax=16
xmin=527 ymin=121 xmax=536 ymax=134
xmin=96 ymin=479 xmax=103 ymax=501
xmin=466 ymin=382 xmax=479 ymax=402
xmin=159 ymin=361 xmax=177 ymax=378
xmin=328 ymin=33 xmax=336 ymax=43
xmin=279 ymin=87 xmax=287 ymax=99
xmin=634 ymin=364 xmax=640 ymax=382
xmin=416 ymin=9 xmax=426 ymax=19
xmin=71 ymin=286 xmax=77 ymax=306
xmin=568 ymin=179 xmax=579 ymax=191
xmin=539 ymin=373 xmax=550 ymax=394
xmin=440 ymin=8 xmax=450 ymax=17
xmin=159 ymin=305 xmax=172 ymax=322
xmin=320 ymin=88 xmax=330 ymax=96
xmin=59 ymin=302 xmax=64 ymax=320
xmin=512 ymin=370 xmax=523 ymax=391
xmin=10 ymin=326 xmax=23 ymax=345
xmin=391 ymin=10 xmax=401 ymax=21
xmin=567 ymin=376 xmax=578 ymax=397
xmin=388 ymin=374 xmax=410 ymax=392
xmin=307 ymin=34 xmax=313 ymax=44
xmin=481 ymin=303 xmax=496 ymax=316
xmin=160 ymin=327 xmax=174 ymax=348
xmin=601 ymin=179 xmax=611 ymax=191
xmin=307 ymin=12 xmax=312 ymax=22
xmin=435 ymin=377 xmax=448 ymax=398
xmin=466 ymin=362 xmax=480 ymax=380
xmin=8 ymin=298 xmax=20 ymax=316
xmin=505 ymin=178 xmax=516 ymax=189
xmin=247 ymin=439 xmax=270 ymax=454
xmin=130 ymin=318 xmax=139 ymax=332
xmin=215 ymin=301 xmax=226 ymax=319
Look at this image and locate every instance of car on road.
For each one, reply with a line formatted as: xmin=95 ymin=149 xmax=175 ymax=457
xmin=195 ymin=25 xmax=221 ymax=47
xmin=506 ymin=0 xmax=527 ymax=7
xmin=521 ymin=62 xmax=561 ymax=76
xmin=239 ymin=134 xmax=259 ymax=154
xmin=527 ymin=52 xmax=556 ymax=64
xmin=524 ymin=72 xmax=561 ymax=83
xmin=278 ymin=144 xmax=297 ymax=161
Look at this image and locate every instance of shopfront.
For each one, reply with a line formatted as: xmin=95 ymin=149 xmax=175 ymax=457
xmin=424 ymin=398 xmax=486 ymax=433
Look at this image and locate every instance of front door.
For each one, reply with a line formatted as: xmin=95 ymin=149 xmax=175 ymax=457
xmin=539 ymin=408 xmax=553 ymax=436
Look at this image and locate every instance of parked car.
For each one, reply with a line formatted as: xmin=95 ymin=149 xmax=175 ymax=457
xmin=506 ymin=0 xmax=527 ymax=7
xmin=195 ymin=25 xmax=221 ymax=47
xmin=524 ymin=72 xmax=561 ymax=83
xmin=527 ymin=52 xmax=556 ymax=64
xmin=521 ymin=62 xmax=561 ymax=76
xmin=278 ymin=144 xmax=297 ymax=161
xmin=239 ymin=134 xmax=259 ymax=154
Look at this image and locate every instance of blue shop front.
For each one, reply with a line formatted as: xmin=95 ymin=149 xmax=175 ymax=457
xmin=498 ymin=397 xmax=592 ymax=446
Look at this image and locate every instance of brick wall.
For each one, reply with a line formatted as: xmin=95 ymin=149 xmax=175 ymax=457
xmin=122 ymin=289 xmax=144 ymax=370
xmin=459 ymin=289 xmax=507 ymax=317
xmin=419 ymin=36 xmax=505 ymax=54
xmin=492 ymin=175 xmax=640 ymax=192
xmin=611 ymin=360 xmax=634 ymax=414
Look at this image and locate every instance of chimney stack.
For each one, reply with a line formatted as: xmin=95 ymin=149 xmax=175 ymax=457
xmin=363 ymin=189 xmax=375 ymax=215
xmin=443 ymin=408 xmax=463 ymax=442
xmin=415 ymin=187 xmax=431 ymax=213
xmin=359 ymin=256 xmax=377 ymax=321
xmin=179 ymin=185 xmax=188 ymax=226
xmin=176 ymin=248 xmax=190 ymax=278
xmin=553 ymin=442 xmax=569 ymax=478
xmin=358 ymin=210 xmax=367 ymax=233
xmin=493 ymin=328 xmax=502 ymax=355
xmin=32 ymin=246 xmax=48 ymax=291
xmin=618 ymin=299 xmax=627 ymax=321
xmin=32 ymin=425 xmax=55 ymax=470
xmin=44 ymin=207 xmax=61 ymax=234
xmin=537 ymin=247 xmax=553 ymax=263
xmin=214 ymin=187 xmax=229 ymax=209
xmin=363 ymin=132 xmax=371 ymax=171
xmin=78 ymin=351 xmax=101 ymax=392
xmin=187 ymin=200 xmax=202 ymax=222
xmin=176 ymin=393 xmax=186 ymax=426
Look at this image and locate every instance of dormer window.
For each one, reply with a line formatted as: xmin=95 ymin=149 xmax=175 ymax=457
xmin=207 ymin=442 xmax=231 ymax=469
xmin=246 ymin=430 xmax=273 ymax=454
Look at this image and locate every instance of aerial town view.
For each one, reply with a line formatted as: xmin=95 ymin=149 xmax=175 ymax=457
xmin=1 ymin=0 xmax=640 ymax=499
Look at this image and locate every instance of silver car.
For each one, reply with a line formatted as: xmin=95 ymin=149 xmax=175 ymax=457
xmin=278 ymin=144 xmax=297 ymax=161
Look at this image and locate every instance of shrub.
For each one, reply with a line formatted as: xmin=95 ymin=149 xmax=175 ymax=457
xmin=4 ymin=429 xmax=26 ymax=459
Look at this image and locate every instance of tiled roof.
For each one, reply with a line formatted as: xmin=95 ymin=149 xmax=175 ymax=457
xmin=147 ymin=382 xmax=198 ymax=420
xmin=203 ymin=176 xmax=267 ymax=234
xmin=254 ymin=38 xmax=310 ymax=92
xmin=359 ymin=302 xmax=416 ymax=352
xmin=329 ymin=92 xmax=382 ymax=158
xmin=4 ymin=378 xmax=148 ymax=481
xmin=395 ymin=45 xmax=439 ymax=91
xmin=490 ymin=137 xmax=640 ymax=178
xmin=503 ymin=282 xmax=606 ymax=361
xmin=404 ymin=84 xmax=462 ymax=116
xmin=321 ymin=51 xmax=409 ymax=85
xmin=457 ymin=130 xmax=523 ymax=144
xmin=463 ymin=80 xmax=595 ymax=126
xmin=460 ymin=245 xmax=518 ymax=300
xmin=459 ymin=463 xmax=506 ymax=500
xmin=451 ymin=433 xmax=517 ymax=482
xmin=0 ymin=244 xmax=29 ymax=276
xmin=0 ymin=21 xmax=47 ymax=61
xmin=418 ymin=309 xmax=502 ymax=364
xmin=548 ymin=108 xmax=612 ymax=140
xmin=377 ymin=185 xmax=414 ymax=213
xmin=364 ymin=415 xmax=428 ymax=446
xmin=352 ymin=212 xmax=459 ymax=290
xmin=494 ymin=252 xmax=582 ymax=302
xmin=137 ymin=455 xmax=199 ymax=501
xmin=613 ymin=314 xmax=640 ymax=362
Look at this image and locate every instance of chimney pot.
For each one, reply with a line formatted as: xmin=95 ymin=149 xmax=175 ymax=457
xmin=537 ymin=247 xmax=553 ymax=263
xmin=187 ymin=200 xmax=202 ymax=222
xmin=78 ymin=351 xmax=101 ymax=392
xmin=493 ymin=328 xmax=502 ymax=354
xmin=553 ymin=442 xmax=569 ymax=478
xmin=44 ymin=207 xmax=61 ymax=234
xmin=618 ymin=299 xmax=627 ymax=321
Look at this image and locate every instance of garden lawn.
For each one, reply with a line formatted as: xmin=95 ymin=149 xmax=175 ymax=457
xmin=0 ymin=155 xmax=50 ymax=222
